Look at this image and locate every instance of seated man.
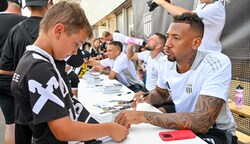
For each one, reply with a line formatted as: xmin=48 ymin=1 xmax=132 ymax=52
xmin=86 ymin=41 xmax=144 ymax=92
xmin=126 ymin=33 xmax=166 ymax=92
xmin=115 ymin=13 xmax=237 ymax=144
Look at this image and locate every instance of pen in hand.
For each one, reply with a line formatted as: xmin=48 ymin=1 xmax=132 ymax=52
xmin=128 ymin=92 xmax=149 ymax=103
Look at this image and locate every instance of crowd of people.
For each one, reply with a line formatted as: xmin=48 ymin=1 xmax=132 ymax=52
xmin=0 ymin=0 xmax=238 ymax=144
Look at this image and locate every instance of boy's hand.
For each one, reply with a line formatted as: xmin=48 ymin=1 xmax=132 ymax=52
xmin=110 ymin=122 xmax=129 ymax=142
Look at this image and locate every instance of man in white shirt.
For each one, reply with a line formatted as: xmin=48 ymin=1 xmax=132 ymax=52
xmin=126 ymin=33 xmax=166 ymax=91
xmin=102 ymin=31 xmax=144 ymax=53
xmin=87 ymin=41 xmax=144 ymax=92
xmin=115 ymin=12 xmax=237 ymax=144
xmin=152 ymin=0 xmax=225 ymax=52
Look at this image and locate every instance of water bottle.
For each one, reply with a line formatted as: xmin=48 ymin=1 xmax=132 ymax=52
xmin=235 ymin=85 xmax=244 ymax=108
xmin=126 ymin=37 xmax=144 ymax=46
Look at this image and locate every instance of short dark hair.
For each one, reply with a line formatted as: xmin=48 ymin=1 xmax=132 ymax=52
xmin=108 ymin=41 xmax=123 ymax=52
xmin=154 ymin=32 xmax=167 ymax=47
xmin=173 ymin=12 xmax=204 ymax=38
xmin=82 ymin=42 xmax=91 ymax=50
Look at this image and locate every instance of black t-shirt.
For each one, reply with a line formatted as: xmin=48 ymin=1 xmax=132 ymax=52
xmin=11 ymin=46 xmax=98 ymax=144
xmin=0 ymin=13 xmax=26 ymax=55
xmin=0 ymin=16 xmax=43 ymax=123
xmin=0 ymin=16 xmax=42 ymax=71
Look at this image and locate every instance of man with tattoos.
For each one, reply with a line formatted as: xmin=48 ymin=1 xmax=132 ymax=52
xmin=115 ymin=13 xmax=237 ymax=144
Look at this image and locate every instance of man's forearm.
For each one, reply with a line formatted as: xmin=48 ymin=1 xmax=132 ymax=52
xmin=126 ymin=45 xmax=134 ymax=59
xmin=86 ymin=59 xmax=100 ymax=66
xmin=156 ymin=0 xmax=190 ymax=16
xmin=142 ymin=95 xmax=224 ymax=134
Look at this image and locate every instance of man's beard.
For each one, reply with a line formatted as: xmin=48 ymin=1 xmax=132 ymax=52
xmin=144 ymin=46 xmax=154 ymax=51
xmin=167 ymin=56 xmax=176 ymax=62
xmin=166 ymin=51 xmax=176 ymax=62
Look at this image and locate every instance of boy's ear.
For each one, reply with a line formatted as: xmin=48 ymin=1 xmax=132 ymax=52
xmin=54 ymin=23 xmax=64 ymax=38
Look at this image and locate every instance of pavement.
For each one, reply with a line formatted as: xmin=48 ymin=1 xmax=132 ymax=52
xmin=0 ymin=108 xmax=5 ymax=144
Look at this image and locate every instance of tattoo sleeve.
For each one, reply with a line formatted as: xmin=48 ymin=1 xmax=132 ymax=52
xmin=143 ymin=95 xmax=224 ymax=134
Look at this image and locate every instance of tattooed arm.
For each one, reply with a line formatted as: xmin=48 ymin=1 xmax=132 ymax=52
xmin=115 ymin=95 xmax=224 ymax=134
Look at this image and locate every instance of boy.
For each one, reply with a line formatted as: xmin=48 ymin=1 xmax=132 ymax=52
xmin=11 ymin=1 xmax=128 ymax=143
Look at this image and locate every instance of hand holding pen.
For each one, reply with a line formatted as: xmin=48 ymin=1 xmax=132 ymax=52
xmin=129 ymin=92 xmax=149 ymax=110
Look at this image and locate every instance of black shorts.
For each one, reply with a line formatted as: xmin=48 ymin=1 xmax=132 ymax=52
xmin=161 ymin=104 xmax=176 ymax=113
xmin=0 ymin=100 xmax=14 ymax=124
xmin=0 ymin=74 xmax=14 ymax=124
xmin=154 ymin=103 xmax=176 ymax=113
xmin=15 ymin=123 xmax=33 ymax=144
xmin=197 ymin=128 xmax=238 ymax=144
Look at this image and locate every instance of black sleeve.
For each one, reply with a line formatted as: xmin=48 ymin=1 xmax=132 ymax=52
xmin=0 ymin=27 xmax=16 ymax=70
xmin=0 ymin=25 xmax=31 ymax=71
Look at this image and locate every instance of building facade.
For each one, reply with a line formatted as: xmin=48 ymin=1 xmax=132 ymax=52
xmin=81 ymin=0 xmax=133 ymax=38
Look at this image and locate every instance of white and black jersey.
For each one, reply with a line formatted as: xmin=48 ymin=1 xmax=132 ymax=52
xmin=11 ymin=45 xmax=98 ymax=144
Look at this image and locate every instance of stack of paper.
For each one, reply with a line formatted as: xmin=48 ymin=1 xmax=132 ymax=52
xmin=103 ymin=83 xmax=123 ymax=94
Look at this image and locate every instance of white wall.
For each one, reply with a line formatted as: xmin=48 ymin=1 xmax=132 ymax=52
xmin=80 ymin=0 xmax=126 ymax=25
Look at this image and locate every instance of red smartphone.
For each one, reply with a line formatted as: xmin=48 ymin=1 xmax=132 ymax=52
xmin=159 ymin=130 xmax=196 ymax=141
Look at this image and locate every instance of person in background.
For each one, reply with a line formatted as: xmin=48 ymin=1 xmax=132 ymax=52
xmin=102 ymin=31 xmax=144 ymax=53
xmin=137 ymin=45 xmax=147 ymax=83
xmin=87 ymin=41 xmax=144 ymax=92
xmin=126 ymin=33 xmax=166 ymax=92
xmin=65 ymin=48 xmax=91 ymax=97
xmin=82 ymin=41 xmax=91 ymax=52
xmin=100 ymin=37 xmax=108 ymax=55
xmin=89 ymin=38 xmax=103 ymax=60
xmin=0 ymin=0 xmax=52 ymax=143
xmin=152 ymin=0 xmax=225 ymax=52
xmin=0 ymin=0 xmax=26 ymax=55
xmin=11 ymin=1 xmax=128 ymax=143
xmin=115 ymin=12 xmax=237 ymax=144
xmin=5 ymin=0 xmax=22 ymax=14
xmin=0 ymin=0 xmax=8 ymax=12
xmin=114 ymin=30 xmax=120 ymax=33
xmin=0 ymin=0 xmax=26 ymax=143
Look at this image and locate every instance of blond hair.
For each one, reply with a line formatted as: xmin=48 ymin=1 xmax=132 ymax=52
xmin=40 ymin=1 xmax=93 ymax=38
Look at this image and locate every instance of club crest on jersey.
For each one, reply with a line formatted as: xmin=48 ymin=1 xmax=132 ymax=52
xmin=185 ymin=82 xmax=193 ymax=94
xmin=28 ymin=76 xmax=65 ymax=114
